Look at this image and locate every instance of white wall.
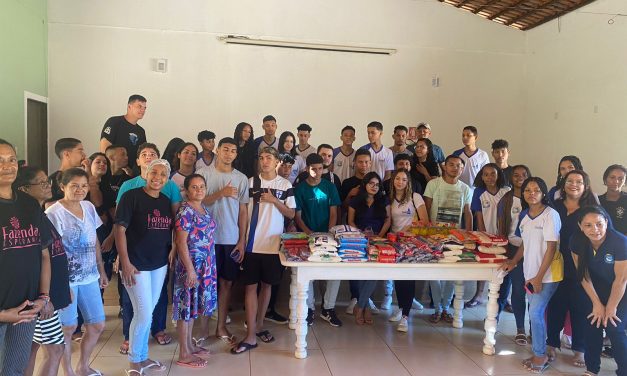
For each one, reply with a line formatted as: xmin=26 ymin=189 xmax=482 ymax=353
xmin=523 ymin=0 xmax=627 ymax=192
xmin=47 ymin=0 xmax=526 ymax=171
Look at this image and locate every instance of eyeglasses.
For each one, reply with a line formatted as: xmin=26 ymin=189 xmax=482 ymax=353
xmin=565 ymin=180 xmax=584 ymax=186
xmin=24 ymin=180 xmax=52 ymax=189
xmin=367 ymin=182 xmax=380 ymax=188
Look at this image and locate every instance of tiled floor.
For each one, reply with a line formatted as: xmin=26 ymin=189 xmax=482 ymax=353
xmin=36 ymin=279 xmax=620 ymax=376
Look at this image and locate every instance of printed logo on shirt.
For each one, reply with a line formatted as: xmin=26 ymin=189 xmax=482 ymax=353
xmin=2 ymin=217 xmax=41 ymax=251
xmin=482 ymin=199 xmax=491 ymax=209
xmin=604 ymin=253 xmax=614 ymax=264
xmin=512 ymin=206 xmax=521 ymax=214
xmin=617 ymin=206 xmax=625 ymax=220
xmin=129 ymin=133 xmax=139 ymax=146
xmin=103 ymin=126 xmax=111 ymax=135
xmin=49 ymin=231 xmax=66 ymax=258
xmin=146 ymin=209 xmax=172 ymax=230
xmin=336 ymin=160 xmax=343 ymax=167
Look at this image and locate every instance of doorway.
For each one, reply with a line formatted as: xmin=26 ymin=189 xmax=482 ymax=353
xmin=24 ymin=93 xmax=48 ymax=170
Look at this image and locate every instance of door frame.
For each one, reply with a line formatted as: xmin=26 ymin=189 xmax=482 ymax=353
xmin=23 ymin=91 xmax=49 ymax=169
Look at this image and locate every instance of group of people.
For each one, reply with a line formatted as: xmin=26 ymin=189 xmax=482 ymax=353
xmin=0 ymin=94 xmax=624 ymax=376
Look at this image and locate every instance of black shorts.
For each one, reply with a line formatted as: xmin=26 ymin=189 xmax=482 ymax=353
xmin=215 ymin=244 xmax=241 ymax=282
xmin=240 ymin=253 xmax=283 ymax=286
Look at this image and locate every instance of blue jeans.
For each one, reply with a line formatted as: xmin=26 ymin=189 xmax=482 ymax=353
xmin=357 ymin=281 xmax=377 ymax=309
xmin=497 ymin=262 xmax=527 ymax=330
xmin=528 ymin=282 xmax=559 ymax=357
xmin=430 ymin=280 xmax=454 ymax=313
xmin=59 ymin=280 xmax=106 ymax=326
xmin=121 ymin=271 xmax=170 ymax=340
xmin=125 ymin=265 xmax=167 ymax=363
xmin=584 ymin=300 xmax=626 ymax=376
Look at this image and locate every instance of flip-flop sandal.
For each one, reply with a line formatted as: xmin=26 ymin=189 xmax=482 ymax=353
xmin=581 ymin=371 xmax=597 ymax=376
xmin=601 ymin=346 xmax=613 ymax=358
xmin=256 ymin=330 xmax=275 ymax=343
xmin=153 ymin=332 xmax=172 ymax=345
xmin=119 ymin=340 xmax=129 ymax=355
xmin=176 ymin=359 xmax=207 ymax=368
xmin=192 ymin=337 xmax=206 ymax=347
xmin=193 ymin=346 xmax=211 ymax=356
xmin=573 ymin=359 xmax=586 ymax=368
xmin=230 ymin=341 xmax=258 ymax=355
xmin=522 ymin=357 xmax=534 ymax=368
xmin=464 ymin=300 xmax=481 ymax=309
xmin=86 ymin=370 xmax=103 ymax=376
xmin=527 ymin=362 xmax=550 ymax=374
xmin=216 ymin=334 xmax=237 ymax=346
xmin=124 ymin=369 xmax=143 ymax=376
xmin=515 ymin=333 xmax=528 ymax=346
xmin=143 ymin=361 xmax=166 ymax=372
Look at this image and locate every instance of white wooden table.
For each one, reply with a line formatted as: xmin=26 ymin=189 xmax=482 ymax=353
xmin=280 ymin=253 xmax=507 ymax=359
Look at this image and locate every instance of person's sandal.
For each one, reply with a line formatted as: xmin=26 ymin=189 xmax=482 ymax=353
xmin=581 ymin=371 xmax=597 ymax=376
xmin=153 ymin=332 xmax=172 ymax=345
xmin=119 ymin=340 xmax=129 ymax=355
xmin=546 ymin=347 xmax=557 ymax=363
xmin=256 ymin=330 xmax=275 ymax=343
xmin=527 ymin=362 xmax=549 ymax=374
xmin=441 ymin=310 xmax=454 ymax=323
xmin=353 ymin=306 xmax=365 ymax=325
xmin=429 ymin=312 xmax=441 ymax=324
xmin=363 ymin=308 xmax=374 ymax=325
xmin=515 ymin=333 xmax=528 ymax=346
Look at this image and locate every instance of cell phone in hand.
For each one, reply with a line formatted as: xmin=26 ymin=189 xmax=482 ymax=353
xmin=230 ymin=249 xmax=240 ymax=263
xmin=524 ymin=282 xmax=535 ymax=294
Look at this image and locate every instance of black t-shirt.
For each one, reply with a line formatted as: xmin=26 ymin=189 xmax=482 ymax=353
xmin=411 ymin=160 xmax=440 ymax=195
xmin=44 ymin=216 xmax=71 ymax=310
xmin=48 ymin=170 xmax=63 ymax=203
xmin=109 ymin=173 xmax=132 ymax=198
xmin=600 ymin=192 xmax=627 ymax=235
xmin=234 ymin=142 xmax=257 ymax=179
xmin=294 ymin=171 xmax=342 ymax=194
xmin=570 ymin=229 xmax=627 ymax=304
xmin=0 ymin=190 xmax=52 ymax=310
xmin=100 ymin=116 xmax=147 ymax=169
xmin=501 ymin=166 xmax=513 ymax=188
xmin=340 ymin=176 xmax=362 ymax=202
xmin=115 ymin=188 xmax=173 ymax=271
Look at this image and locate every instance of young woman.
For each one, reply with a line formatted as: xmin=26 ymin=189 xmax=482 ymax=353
xmin=170 ymin=142 xmax=199 ymax=199
xmin=571 ymin=206 xmax=626 ymax=376
xmin=546 ymin=170 xmax=597 ymax=367
xmin=466 ymin=163 xmax=511 ymax=308
xmin=496 ymin=165 xmax=532 ymax=345
xmin=388 ymin=169 xmax=429 ymax=332
xmin=501 ymin=177 xmax=563 ymax=374
xmin=114 ymin=159 xmax=174 ymax=375
xmin=348 ymin=172 xmax=391 ymax=325
xmin=15 ymin=166 xmax=71 ymax=376
xmin=599 ymin=164 xmax=627 ymax=235
xmin=547 ymin=155 xmax=583 ymax=206
xmin=162 ymin=137 xmax=185 ymax=167
xmin=45 ymin=168 xmax=108 ymax=376
xmin=173 ymin=174 xmax=218 ymax=368
xmin=0 ymin=139 xmax=52 ymax=375
xmin=411 ymin=137 xmax=440 ymax=194
xmin=277 ymin=131 xmax=306 ymax=184
xmin=233 ymin=122 xmax=256 ymax=178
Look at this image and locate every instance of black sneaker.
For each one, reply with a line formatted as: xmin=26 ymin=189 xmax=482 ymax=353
xmin=306 ymin=309 xmax=315 ymax=326
xmin=265 ymin=310 xmax=289 ymax=325
xmin=320 ymin=308 xmax=343 ymax=327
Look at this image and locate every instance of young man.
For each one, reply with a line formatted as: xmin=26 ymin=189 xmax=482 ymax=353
xmin=340 ymin=149 xmax=371 ymax=208
xmin=47 ymin=138 xmax=92 ymax=206
xmin=198 ymin=137 xmax=249 ymax=344
xmin=195 ymin=130 xmax=216 ymax=169
xmin=452 ymin=125 xmax=490 ymax=189
xmin=333 ymin=126 xmax=356 ymax=183
xmin=360 ymin=121 xmax=394 ymax=181
xmin=390 ymin=125 xmax=413 ymax=159
xmin=423 ymin=155 xmax=473 ymax=322
xmin=294 ymin=154 xmax=342 ymax=327
xmin=295 ymin=123 xmax=315 ymax=160
xmin=232 ymin=147 xmax=296 ymax=354
xmin=115 ymin=142 xmax=182 ymax=350
xmin=416 ymin=122 xmax=446 ymax=170
xmin=105 ymin=145 xmax=132 ymax=194
xmin=382 ymin=154 xmax=422 ymax=196
xmin=254 ymin=115 xmax=279 ymax=153
xmin=491 ymin=139 xmax=512 ymax=186
xmin=99 ymin=95 xmax=147 ymax=169
xmin=277 ymin=154 xmax=296 ymax=181
xmin=294 ymin=144 xmax=341 ymax=194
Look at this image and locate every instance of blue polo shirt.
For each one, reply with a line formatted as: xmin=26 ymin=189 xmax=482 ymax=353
xmin=570 ymin=229 xmax=627 ymax=305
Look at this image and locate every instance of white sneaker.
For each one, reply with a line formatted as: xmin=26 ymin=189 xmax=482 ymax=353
xmin=380 ymin=295 xmax=392 ymax=310
xmin=211 ymin=310 xmax=231 ymax=324
xmin=346 ymin=298 xmax=357 ymax=315
xmin=368 ymin=299 xmax=380 ymax=314
xmin=412 ymin=298 xmax=424 ymax=310
xmin=389 ymin=308 xmax=403 ymax=322
xmin=397 ymin=317 xmax=409 ymax=332
xmin=561 ymin=333 xmax=572 ymax=349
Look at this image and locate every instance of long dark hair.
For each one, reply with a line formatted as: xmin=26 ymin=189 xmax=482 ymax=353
xmin=172 ymin=142 xmax=199 ymax=172
xmin=234 ymin=122 xmax=254 ymax=146
xmin=162 ymin=138 xmax=185 ymax=167
xmin=473 ymin=163 xmax=506 ymax=190
xmin=353 ymin=172 xmax=387 ymax=221
xmin=559 ymin=170 xmax=596 ymax=207
xmin=89 ymin=152 xmax=112 ymax=182
xmin=413 ymin=137 xmax=436 ymax=165
xmin=575 ymin=205 xmax=615 ymax=282
xmin=521 ymin=177 xmax=550 ymax=210
xmin=555 ymin=155 xmax=583 ymax=187
xmin=278 ymin=131 xmax=297 ymax=158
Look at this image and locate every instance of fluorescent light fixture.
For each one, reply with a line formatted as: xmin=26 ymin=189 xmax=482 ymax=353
xmin=219 ymin=35 xmax=396 ymax=55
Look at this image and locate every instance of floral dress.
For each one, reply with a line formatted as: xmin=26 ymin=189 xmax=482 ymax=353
xmin=172 ymin=202 xmax=218 ymax=321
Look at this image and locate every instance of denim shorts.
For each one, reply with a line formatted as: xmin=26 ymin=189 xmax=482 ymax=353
xmin=58 ymin=280 xmax=105 ymax=326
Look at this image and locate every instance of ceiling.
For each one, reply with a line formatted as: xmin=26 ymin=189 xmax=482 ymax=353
xmin=438 ymin=0 xmax=597 ymax=30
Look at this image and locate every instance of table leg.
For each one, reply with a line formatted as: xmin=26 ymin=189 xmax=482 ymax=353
xmin=294 ymin=279 xmax=309 ymax=359
xmin=483 ymin=276 xmax=503 ymax=355
xmin=288 ymin=268 xmax=297 ymax=330
xmin=452 ymin=281 xmax=464 ymax=329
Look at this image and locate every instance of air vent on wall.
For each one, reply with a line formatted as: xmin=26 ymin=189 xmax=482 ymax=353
xmin=219 ymin=35 xmax=396 ymax=55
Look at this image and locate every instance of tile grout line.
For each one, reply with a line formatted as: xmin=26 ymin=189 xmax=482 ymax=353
xmin=373 ymin=309 xmax=413 ymax=376
xmin=311 ymin=322 xmax=335 ymax=376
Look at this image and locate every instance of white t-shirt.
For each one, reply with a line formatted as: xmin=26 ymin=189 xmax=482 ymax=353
xmin=333 ymin=147 xmax=355 ymax=183
xmin=452 ymin=148 xmax=490 ymax=188
xmin=360 ymin=144 xmax=394 ymax=180
xmin=45 ymin=201 xmax=103 ymax=286
xmin=390 ymin=193 xmax=426 ymax=232
xmin=195 ymin=152 xmax=215 ymax=170
xmin=507 ymin=196 xmax=523 ymax=247
xmin=471 ymin=187 xmax=511 ymax=234
xmin=516 ymin=206 xmax=563 ymax=283
xmin=170 ymin=171 xmax=191 ymax=200
xmin=246 ymin=175 xmax=296 ymax=254
xmin=423 ymin=177 xmax=473 ymax=228
xmin=198 ymin=164 xmax=250 ymax=244
xmin=296 ymin=145 xmax=316 ymax=160
xmin=288 ymin=155 xmax=307 ymax=184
